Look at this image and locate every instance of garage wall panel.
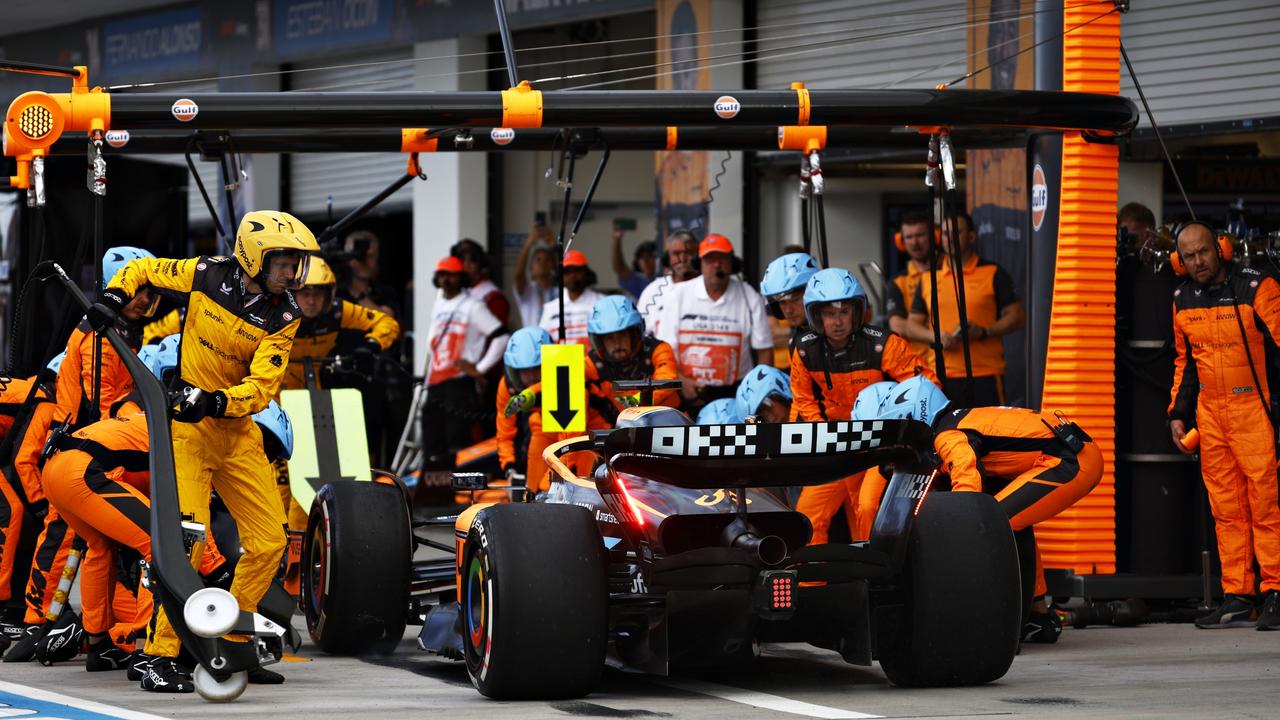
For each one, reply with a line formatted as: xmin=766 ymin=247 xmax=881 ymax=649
xmin=1119 ymin=0 xmax=1280 ymax=127
xmin=289 ymin=51 xmax=416 ymax=216
xmin=755 ymin=0 xmax=967 ymax=90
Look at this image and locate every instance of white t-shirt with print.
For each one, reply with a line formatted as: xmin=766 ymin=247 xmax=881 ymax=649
xmin=539 ymin=288 xmax=604 ymax=346
xmin=654 ymin=277 xmax=772 ymax=387
xmin=426 ymin=291 xmax=503 ymax=385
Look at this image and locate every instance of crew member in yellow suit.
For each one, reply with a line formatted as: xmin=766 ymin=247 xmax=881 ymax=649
xmin=92 ymin=211 xmax=318 ymax=692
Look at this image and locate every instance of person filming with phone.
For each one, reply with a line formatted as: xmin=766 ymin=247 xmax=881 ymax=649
xmin=609 ymin=218 xmax=656 ymax=301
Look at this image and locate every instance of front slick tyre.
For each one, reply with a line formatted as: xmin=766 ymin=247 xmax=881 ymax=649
xmin=463 ymin=504 xmax=607 ymax=700
xmin=876 ymin=492 xmax=1020 ymax=687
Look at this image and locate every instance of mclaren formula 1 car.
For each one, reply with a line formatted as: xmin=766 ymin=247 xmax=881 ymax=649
xmin=305 ymin=383 xmax=1020 ymax=696
xmin=400 ymin=392 xmax=1021 ymax=698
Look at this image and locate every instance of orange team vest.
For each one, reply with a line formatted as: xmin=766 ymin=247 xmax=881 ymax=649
xmin=887 ymin=265 xmax=933 ymax=365
xmin=911 ymin=254 xmax=1017 ymax=378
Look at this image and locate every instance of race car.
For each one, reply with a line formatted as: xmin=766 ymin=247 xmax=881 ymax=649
xmin=408 ymin=391 xmax=1023 ymax=698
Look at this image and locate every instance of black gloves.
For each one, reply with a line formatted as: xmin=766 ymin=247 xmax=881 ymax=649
xmin=86 ymin=290 xmax=129 ymax=332
xmin=351 ymin=336 xmax=382 ymax=372
xmin=172 ymin=388 xmax=228 ymax=423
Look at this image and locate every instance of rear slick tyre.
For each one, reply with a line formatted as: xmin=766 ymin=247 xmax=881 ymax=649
xmin=876 ymin=492 xmax=1020 ymax=687
xmin=302 ymin=482 xmax=411 ymax=655
xmin=462 ymin=503 xmax=607 ymax=700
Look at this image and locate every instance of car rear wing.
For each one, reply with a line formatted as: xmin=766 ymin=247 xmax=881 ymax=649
xmin=596 ymin=420 xmax=932 ymax=490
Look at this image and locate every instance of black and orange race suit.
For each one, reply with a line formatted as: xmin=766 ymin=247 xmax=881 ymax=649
xmin=281 ymin=299 xmax=400 ymax=391
xmin=22 ymin=319 xmax=137 ymax=624
xmin=0 ymin=376 xmax=52 ymax=605
xmin=43 ymin=409 xmax=227 ymax=649
xmin=1170 ymin=264 xmax=1280 ymax=595
xmin=495 ymin=377 xmax=610 ymax=495
xmin=109 ymin=255 xmax=296 ymax=657
xmin=586 ymin=336 xmax=681 ymax=420
xmin=496 ymin=379 xmax=553 ymax=494
xmin=933 ymin=406 xmax=1103 ymax=529
xmin=790 ymin=325 xmax=937 ymax=543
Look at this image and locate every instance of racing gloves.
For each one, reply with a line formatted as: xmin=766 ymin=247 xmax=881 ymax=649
xmin=351 ymin=336 xmax=382 ymax=372
xmin=86 ymin=290 xmax=129 ymax=332
xmin=171 ymin=388 xmax=228 ymax=423
xmin=503 ymin=387 xmax=538 ymax=416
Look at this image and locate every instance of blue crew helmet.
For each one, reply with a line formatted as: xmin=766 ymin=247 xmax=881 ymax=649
xmin=587 ymin=295 xmax=644 ymax=363
xmin=136 ymin=345 xmax=161 ymax=380
xmin=503 ymin=327 xmax=552 ymax=391
xmin=102 ymin=246 xmax=155 ymax=290
xmin=252 ymin=400 xmax=294 ymax=460
xmin=875 ymin=375 xmax=950 ymax=427
xmin=803 ymin=268 xmax=866 ymax=335
xmin=760 ymin=252 xmax=819 ymax=301
xmin=852 ymin=381 xmax=898 ymax=421
xmin=735 ymin=364 xmax=793 ymax=419
xmin=146 ymin=333 xmax=181 ymax=385
xmin=696 ymin=398 xmax=744 ymax=425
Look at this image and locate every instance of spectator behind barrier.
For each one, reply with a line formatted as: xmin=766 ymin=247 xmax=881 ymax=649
xmin=513 ymin=224 xmax=559 ymax=328
xmin=539 ymin=251 xmax=603 ymax=346
xmin=636 ymin=230 xmax=699 ymax=334
xmin=421 ymin=256 xmax=510 ymax=470
xmin=654 ymin=233 xmax=772 ymax=415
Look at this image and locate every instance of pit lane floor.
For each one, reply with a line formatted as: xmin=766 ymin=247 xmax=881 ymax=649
xmin=1 ymin=617 xmax=1276 ymax=719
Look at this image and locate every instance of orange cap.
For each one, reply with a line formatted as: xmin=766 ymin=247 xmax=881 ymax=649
xmin=699 ymin=233 xmax=734 ymax=257
xmin=563 ymin=250 xmax=589 ymax=268
xmin=436 ymin=256 xmax=464 ymax=273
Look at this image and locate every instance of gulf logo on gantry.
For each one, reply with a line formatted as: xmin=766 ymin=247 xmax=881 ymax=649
xmin=171 ymin=98 xmax=199 ymax=122
xmin=714 ymin=95 xmax=740 ymax=120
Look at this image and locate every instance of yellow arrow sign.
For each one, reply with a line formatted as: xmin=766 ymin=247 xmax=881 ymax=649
xmin=541 ymin=343 xmax=586 ymax=432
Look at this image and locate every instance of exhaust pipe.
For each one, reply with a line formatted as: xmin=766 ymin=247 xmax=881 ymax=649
xmin=722 ymin=518 xmax=788 ymax=566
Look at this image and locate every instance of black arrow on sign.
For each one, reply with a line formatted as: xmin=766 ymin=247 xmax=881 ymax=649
xmin=550 ymin=365 xmax=579 ymax=429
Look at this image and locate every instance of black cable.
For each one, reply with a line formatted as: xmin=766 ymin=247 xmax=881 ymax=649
xmin=1119 ymin=42 xmax=1194 ymax=219
xmin=1229 ymin=285 xmax=1272 ymax=421
xmin=942 ymin=188 xmax=975 ymax=406
xmin=184 ymin=137 xmax=227 ymax=239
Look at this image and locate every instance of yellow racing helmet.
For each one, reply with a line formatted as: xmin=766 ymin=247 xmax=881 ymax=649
xmin=233 ymin=210 xmax=320 ymax=288
xmin=300 ymin=256 xmax=338 ymax=307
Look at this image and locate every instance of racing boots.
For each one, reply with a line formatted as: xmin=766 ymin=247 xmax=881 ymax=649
xmin=140 ymin=657 xmax=195 ymax=693
xmin=1256 ymin=590 xmax=1280 ymax=631
xmin=1195 ymin=594 xmax=1258 ymax=628
xmin=1022 ymin=609 xmax=1063 ymax=644
xmin=3 ymin=623 xmax=48 ymax=662
xmin=0 ymin=606 xmax=25 ymax=643
xmin=35 ymin=610 xmax=84 ymax=665
xmin=85 ymin=637 xmax=132 ymax=671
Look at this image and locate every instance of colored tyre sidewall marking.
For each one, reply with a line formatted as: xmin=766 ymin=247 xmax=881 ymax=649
xmin=464 ymin=542 xmax=494 ymax=683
